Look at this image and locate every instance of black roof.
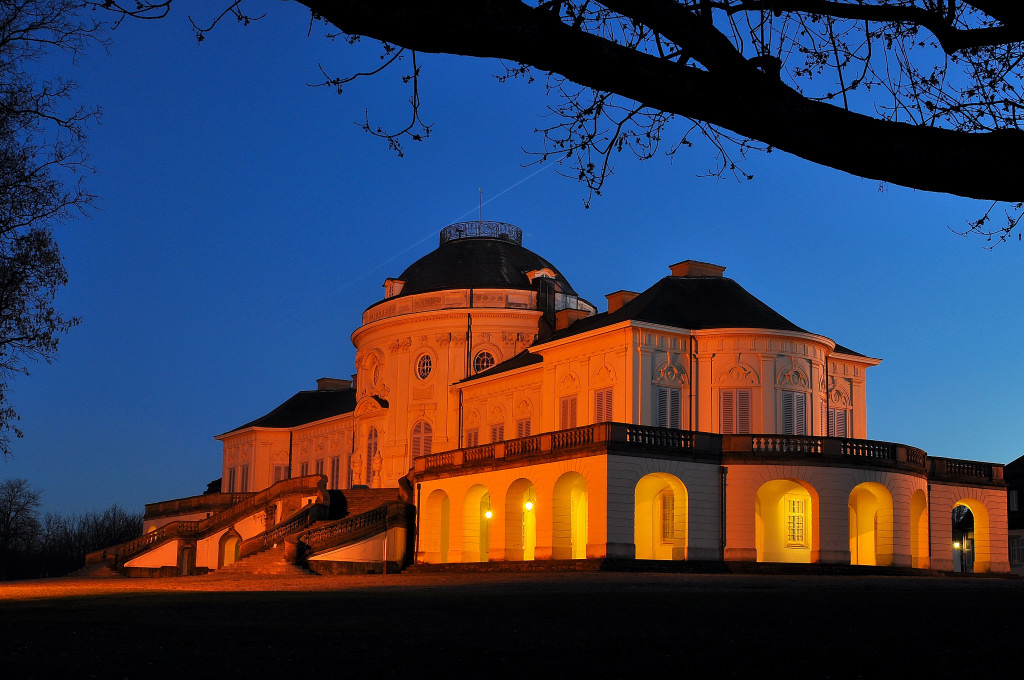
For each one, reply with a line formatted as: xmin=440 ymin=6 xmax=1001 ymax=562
xmin=221 ymin=389 xmax=357 ymax=434
xmin=460 ymin=349 xmax=544 ymax=383
xmin=393 ymin=237 xmax=577 ymax=297
xmin=550 ymin=275 xmax=866 ymax=356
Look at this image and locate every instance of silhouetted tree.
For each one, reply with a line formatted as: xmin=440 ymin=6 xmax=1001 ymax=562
xmin=101 ymin=1 xmax=1024 ymax=241
xmin=0 ymin=478 xmax=41 ymax=577
xmin=0 ymin=1 xmax=101 ymax=456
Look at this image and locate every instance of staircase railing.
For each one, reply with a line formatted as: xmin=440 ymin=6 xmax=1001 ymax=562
xmin=300 ymin=502 xmax=413 ymax=557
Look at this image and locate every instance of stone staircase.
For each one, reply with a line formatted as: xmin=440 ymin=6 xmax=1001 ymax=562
xmin=213 ymin=545 xmax=314 ymax=578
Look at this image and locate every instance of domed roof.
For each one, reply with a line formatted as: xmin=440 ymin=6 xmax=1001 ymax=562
xmin=393 ymin=221 xmax=577 ymax=297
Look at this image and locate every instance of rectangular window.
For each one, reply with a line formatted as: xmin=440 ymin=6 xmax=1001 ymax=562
xmin=465 ymin=428 xmax=479 ymax=448
xmin=657 ymin=387 xmax=681 ymax=429
xmin=239 ymin=465 xmax=249 ymax=493
xmin=315 ymin=458 xmax=325 ymax=476
xmin=300 ymin=461 xmax=310 ymax=477
xmin=1010 ymin=536 xmax=1024 ymax=565
xmin=827 ymin=407 xmax=848 ymax=437
xmin=227 ymin=467 xmax=237 ymax=493
xmin=490 ymin=423 xmax=505 ymax=443
xmin=273 ymin=465 xmax=289 ymax=483
xmin=786 ymin=497 xmax=806 ymax=546
xmin=1009 ymin=489 xmax=1019 ymax=513
xmin=660 ymin=493 xmax=674 ymax=542
xmin=720 ymin=389 xmax=752 ymax=434
xmin=781 ymin=391 xmax=807 ymax=436
xmin=559 ymin=395 xmax=578 ymax=430
xmin=330 ymin=456 xmax=340 ymax=489
xmin=594 ymin=387 xmax=613 ymax=423
xmin=516 ymin=418 xmax=531 ymax=438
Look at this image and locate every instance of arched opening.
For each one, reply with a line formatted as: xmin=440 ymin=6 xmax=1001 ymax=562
xmin=504 ymin=478 xmax=537 ymax=561
xmin=411 ymin=420 xmax=433 ymax=458
xmin=848 ymin=482 xmax=894 ymax=566
xmin=462 ymin=485 xmax=492 ymax=562
xmin=422 ymin=489 xmax=450 ymax=563
xmin=755 ymin=479 xmax=818 ymax=563
xmin=910 ymin=489 xmax=928 ymax=568
xmin=179 ymin=545 xmax=195 ymax=576
xmin=634 ymin=473 xmax=688 ymax=560
xmin=218 ymin=531 xmax=241 ymax=568
xmin=553 ymin=472 xmax=588 ymax=559
xmin=952 ymin=499 xmax=991 ymax=573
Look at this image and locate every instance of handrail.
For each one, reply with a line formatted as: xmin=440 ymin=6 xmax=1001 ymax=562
xmin=239 ymin=502 xmax=326 ymax=559
xmin=300 ymin=501 xmax=412 ymax=555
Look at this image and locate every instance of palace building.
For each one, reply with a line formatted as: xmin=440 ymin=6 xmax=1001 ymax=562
xmin=98 ymin=221 xmax=1009 ymax=576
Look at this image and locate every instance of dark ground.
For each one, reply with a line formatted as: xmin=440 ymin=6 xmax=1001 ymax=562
xmin=0 ymin=571 xmax=1019 ymax=678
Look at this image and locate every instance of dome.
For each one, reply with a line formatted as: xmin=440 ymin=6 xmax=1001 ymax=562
xmin=392 ymin=221 xmax=578 ymax=297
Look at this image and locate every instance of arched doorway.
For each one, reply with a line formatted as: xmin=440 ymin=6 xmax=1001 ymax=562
xmin=755 ymin=479 xmax=818 ymax=563
xmin=848 ymin=482 xmax=894 ymax=566
xmin=179 ymin=545 xmax=196 ymax=576
xmin=422 ymin=489 xmax=450 ymax=563
xmin=462 ymin=485 xmax=492 ymax=562
xmin=952 ymin=499 xmax=991 ymax=573
xmin=910 ymin=490 xmax=928 ymax=568
xmin=218 ymin=531 xmax=241 ymax=568
xmin=553 ymin=472 xmax=588 ymax=559
xmin=504 ymin=478 xmax=537 ymax=561
xmin=634 ymin=473 xmax=688 ymax=560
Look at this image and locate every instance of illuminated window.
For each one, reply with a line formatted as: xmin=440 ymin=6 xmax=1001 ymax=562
xmin=516 ymin=418 xmax=531 ymax=438
xmin=491 ymin=423 xmax=504 ymax=443
xmin=329 ymin=456 xmax=340 ymax=489
xmin=473 ymin=350 xmax=496 ymax=374
xmin=239 ymin=465 xmax=249 ymax=493
xmin=465 ymin=428 xmax=479 ymax=448
xmin=660 ymin=492 xmax=674 ymax=542
xmin=720 ymin=389 xmax=752 ymax=434
xmin=416 ymin=354 xmax=432 ymax=380
xmin=559 ymin=394 xmax=578 ymax=430
xmin=782 ymin=391 xmax=807 ymax=435
xmin=786 ymin=496 xmax=807 ymax=546
xmin=656 ymin=387 xmax=681 ymax=429
xmin=594 ymin=387 xmax=613 ymax=423
xmin=411 ymin=420 xmax=433 ymax=457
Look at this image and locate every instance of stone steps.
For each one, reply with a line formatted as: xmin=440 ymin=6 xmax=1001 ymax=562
xmin=213 ymin=546 xmax=315 ymax=577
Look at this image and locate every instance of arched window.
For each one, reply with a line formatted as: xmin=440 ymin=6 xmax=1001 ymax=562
xmin=411 ymin=420 xmax=433 ymax=458
xmin=367 ymin=427 xmax=379 ymax=459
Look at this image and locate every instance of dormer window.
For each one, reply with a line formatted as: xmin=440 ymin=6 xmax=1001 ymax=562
xmin=384 ymin=278 xmax=405 ymax=299
xmin=525 ymin=268 xmax=556 ymax=285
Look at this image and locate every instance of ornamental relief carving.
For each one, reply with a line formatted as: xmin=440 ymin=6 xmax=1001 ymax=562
xmin=490 ymin=404 xmax=507 ymax=423
xmin=502 ymin=332 xmax=533 ymax=347
xmin=595 ymin=364 xmax=617 ymax=385
xmin=653 ymin=361 xmax=687 ymax=386
xmin=466 ymin=408 xmax=481 ymax=427
xmin=559 ymin=372 xmax=580 ymax=393
xmin=719 ymin=364 xmax=759 ymax=386
xmin=387 ymin=338 xmax=412 ymax=354
xmin=435 ymin=334 xmax=452 ymax=347
xmin=515 ymin=399 xmax=533 ymax=418
xmin=777 ymin=367 xmax=809 ymax=388
xmin=828 ymin=388 xmax=850 ymax=407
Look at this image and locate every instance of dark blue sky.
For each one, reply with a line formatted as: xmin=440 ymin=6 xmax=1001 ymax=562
xmin=5 ymin=2 xmax=1022 ymax=515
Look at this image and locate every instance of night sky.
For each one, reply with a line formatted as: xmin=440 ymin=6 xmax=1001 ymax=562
xmin=5 ymin=2 xmax=1022 ymax=516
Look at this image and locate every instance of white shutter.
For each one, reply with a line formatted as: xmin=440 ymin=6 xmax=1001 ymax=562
xmin=560 ymin=395 xmax=577 ymax=429
xmin=669 ymin=389 xmax=681 ymax=429
xmin=795 ymin=393 xmax=806 ymax=435
xmin=737 ymin=390 xmax=751 ymax=433
xmin=516 ymin=418 xmax=531 ymax=438
xmin=721 ymin=390 xmax=735 ymax=434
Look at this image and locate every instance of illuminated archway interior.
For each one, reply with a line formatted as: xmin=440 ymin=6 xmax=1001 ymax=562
xmin=423 ymin=489 xmax=450 ymax=563
xmin=504 ymin=478 xmax=537 ymax=561
xmin=848 ymin=482 xmax=894 ymax=566
xmin=553 ymin=472 xmax=588 ymax=559
xmin=220 ymin=533 xmax=241 ymax=567
xmin=463 ymin=485 xmax=491 ymax=562
xmin=634 ymin=473 xmax=688 ymax=560
xmin=953 ymin=499 xmax=990 ymax=573
xmin=755 ymin=479 xmax=814 ymax=563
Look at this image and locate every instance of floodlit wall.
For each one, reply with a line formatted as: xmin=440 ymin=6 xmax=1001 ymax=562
xmin=123 ymin=539 xmax=180 ymax=569
xmin=307 ymin=526 xmax=407 ymax=563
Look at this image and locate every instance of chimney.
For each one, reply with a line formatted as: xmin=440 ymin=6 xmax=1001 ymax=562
xmin=669 ymin=260 xmax=726 ymax=278
xmin=555 ymin=308 xmax=590 ymax=331
xmin=605 ymin=290 xmax=639 ymax=313
xmin=316 ymin=377 xmax=352 ymax=391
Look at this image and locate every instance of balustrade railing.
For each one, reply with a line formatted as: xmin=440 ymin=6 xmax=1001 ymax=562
xmin=551 ymin=425 xmax=594 ymax=450
xmin=752 ymin=435 xmax=822 ymax=455
xmin=300 ymin=501 xmax=411 ymax=554
xmin=463 ymin=444 xmax=495 ymax=464
xmin=623 ymin=425 xmax=693 ymax=449
xmin=840 ymin=438 xmax=896 ymax=460
xmin=505 ymin=435 xmax=543 ymax=458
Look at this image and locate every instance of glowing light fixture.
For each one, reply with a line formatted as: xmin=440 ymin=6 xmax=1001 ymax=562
xmin=953 ymin=541 xmax=961 ymax=550
xmin=484 ymin=509 xmax=493 ymax=519
xmin=524 ymin=501 xmax=534 ymax=511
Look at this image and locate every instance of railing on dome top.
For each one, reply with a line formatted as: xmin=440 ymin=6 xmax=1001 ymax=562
xmin=439 ymin=221 xmax=523 ymax=245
